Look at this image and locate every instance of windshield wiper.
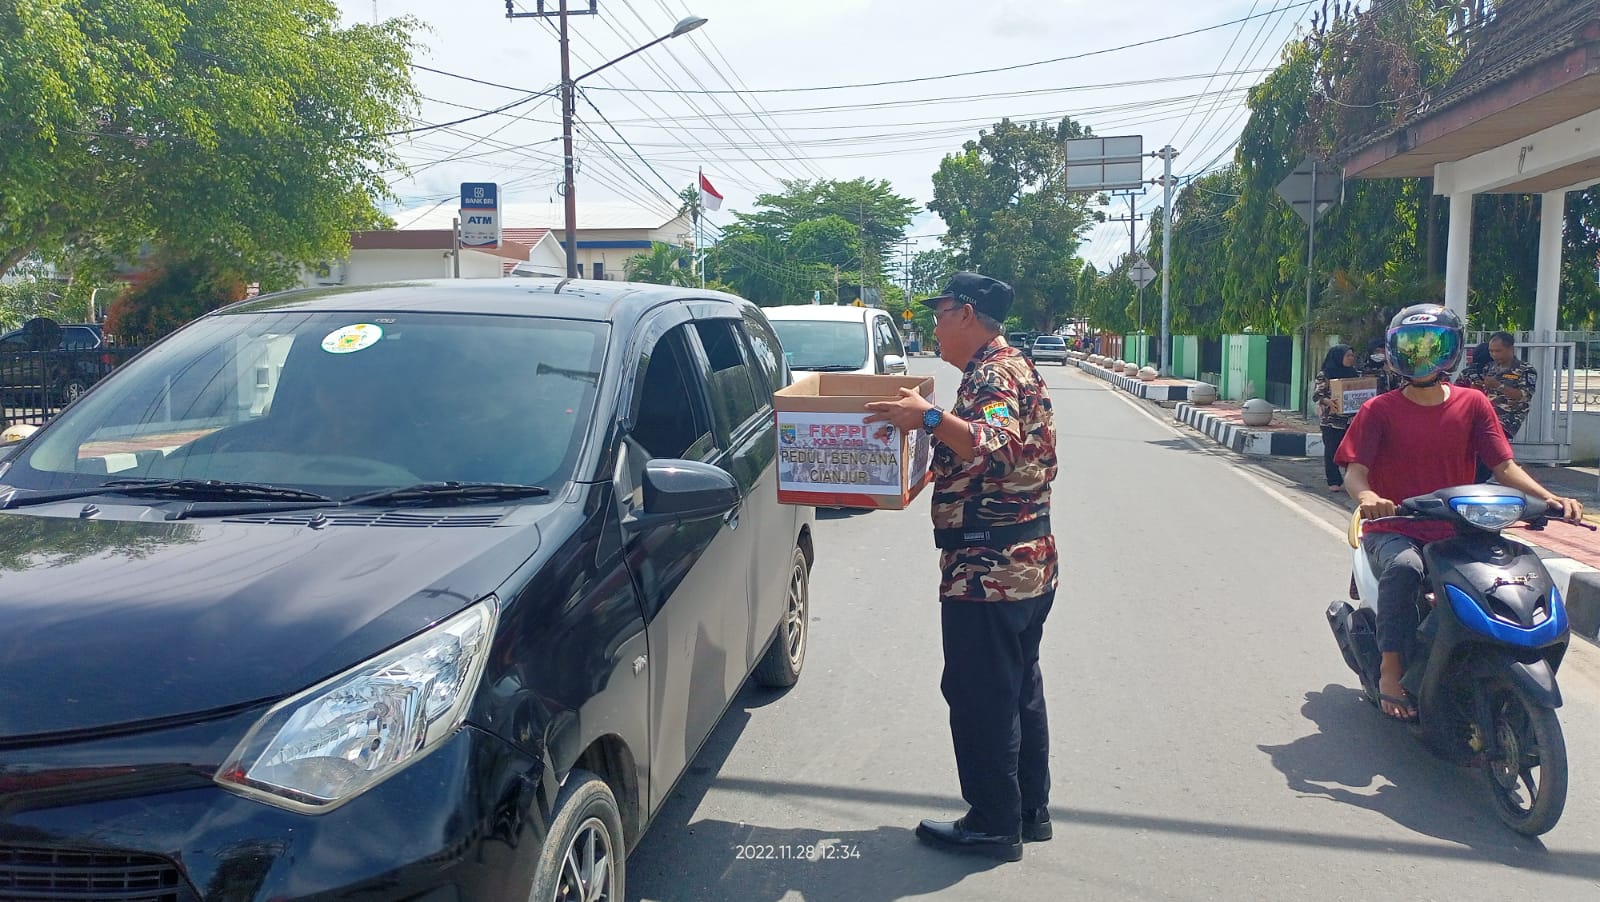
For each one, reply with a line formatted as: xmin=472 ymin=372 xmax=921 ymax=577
xmin=340 ymin=481 xmax=550 ymax=507
xmin=801 ymin=364 xmax=866 ymax=372
xmin=1 ymin=478 xmax=334 ymax=510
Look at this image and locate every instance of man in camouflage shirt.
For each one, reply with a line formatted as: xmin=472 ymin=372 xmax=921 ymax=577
xmin=865 ymin=272 xmax=1057 ymax=862
xmin=1471 ymin=331 xmax=1538 ymax=441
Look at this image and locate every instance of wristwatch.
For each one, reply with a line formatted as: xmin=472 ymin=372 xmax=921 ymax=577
xmin=922 ymin=406 xmax=944 ymax=430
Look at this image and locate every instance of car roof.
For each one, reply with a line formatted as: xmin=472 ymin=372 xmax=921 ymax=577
xmin=760 ymin=305 xmax=880 ymax=323
xmin=214 ymin=279 xmax=756 ymax=329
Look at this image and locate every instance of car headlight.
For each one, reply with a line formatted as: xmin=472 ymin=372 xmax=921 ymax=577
xmin=216 ymin=598 xmax=497 ymax=813
xmin=1449 ymin=496 xmax=1526 ymax=530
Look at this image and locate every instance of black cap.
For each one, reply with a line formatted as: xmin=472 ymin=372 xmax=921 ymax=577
xmin=920 ymin=272 xmax=1014 ymax=322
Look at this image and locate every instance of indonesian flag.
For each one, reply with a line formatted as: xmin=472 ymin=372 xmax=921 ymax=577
xmin=698 ymin=170 xmax=723 ymax=212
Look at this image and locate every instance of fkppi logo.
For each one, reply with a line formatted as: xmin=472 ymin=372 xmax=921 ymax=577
xmin=779 ymin=423 xmax=797 ymax=445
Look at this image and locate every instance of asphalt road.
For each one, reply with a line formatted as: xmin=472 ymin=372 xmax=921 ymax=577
xmin=627 ymin=357 xmax=1600 ymax=901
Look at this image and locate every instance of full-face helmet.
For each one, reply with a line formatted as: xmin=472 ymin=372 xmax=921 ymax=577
xmin=1385 ymin=304 xmax=1463 ymax=385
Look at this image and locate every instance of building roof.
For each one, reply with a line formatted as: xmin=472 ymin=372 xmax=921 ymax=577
xmin=1342 ymin=1 xmax=1600 ymax=185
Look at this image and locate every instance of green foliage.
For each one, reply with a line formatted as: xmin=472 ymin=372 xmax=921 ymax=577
xmin=927 ymin=117 xmax=1099 ymax=331
xmin=625 ymin=242 xmax=694 ymax=287
xmin=707 ymin=178 xmax=918 ymax=305
xmin=0 ymin=0 xmax=420 ymax=285
xmin=0 ymin=259 xmax=118 ymax=330
xmin=102 ymin=256 xmax=247 ymax=340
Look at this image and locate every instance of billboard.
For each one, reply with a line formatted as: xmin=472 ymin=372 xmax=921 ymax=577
xmin=459 ymin=182 xmax=500 ymax=248
xmin=1064 ymin=136 xmax=1145 ymax=192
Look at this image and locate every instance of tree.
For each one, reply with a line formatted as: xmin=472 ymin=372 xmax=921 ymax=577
xmin=625 ymin=242 xmax=694 ymax=287
xmin=0 ymin=1 xmax=419 ymax=286
xmin=103 ymin=256 xmax=248 ymax=341
xmin=910 ymin=248 xmax=956 ymax=297
xmin=731 ymin=178 xmax=919 ymax=276
xmin=928 ymin=118 xmax=1101 ymax=331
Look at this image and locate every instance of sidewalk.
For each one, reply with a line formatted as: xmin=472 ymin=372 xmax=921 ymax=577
xmin=1087 ymin=366 xmax=1600 ymax=645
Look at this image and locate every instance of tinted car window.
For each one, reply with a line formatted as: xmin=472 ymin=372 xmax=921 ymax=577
xmin=632 ymin=326 xmax=714 ymax=461
xmin=766 ymin=320 xmax=868 ymax=370
xmin=693 ymin=319 xmax=763 ymax=435
xmin=11 ymin=311 xmax=607 ymax=496
xmin=740 ymin=309 xmax=788 ymax=392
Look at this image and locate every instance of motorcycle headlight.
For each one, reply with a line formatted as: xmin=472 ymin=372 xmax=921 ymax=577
xmin=1449 ymin=496 xmax=1525 ymax=530
xmin=216 ymin=598 xmax=497 ymax=813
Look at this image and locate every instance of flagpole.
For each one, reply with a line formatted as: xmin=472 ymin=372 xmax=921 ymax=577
xmin=696 ymin=168 xmax=704 ymax=289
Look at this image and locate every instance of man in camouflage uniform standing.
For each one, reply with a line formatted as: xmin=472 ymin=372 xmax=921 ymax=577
xmin=865 ymin=272 xmax=1057 ymax=863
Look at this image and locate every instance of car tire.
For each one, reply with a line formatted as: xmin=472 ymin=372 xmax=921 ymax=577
xmin=754 ymin=545 xmax=810 ymax=688
xmin=526 ymin=768 xmax=625 ymax=902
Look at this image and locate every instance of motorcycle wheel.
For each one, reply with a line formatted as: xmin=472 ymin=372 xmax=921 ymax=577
xmin=1482 ymin=677 xmax=1567 ymax=836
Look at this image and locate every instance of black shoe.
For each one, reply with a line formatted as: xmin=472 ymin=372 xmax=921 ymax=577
xmin=1021 ymin=807 xmax=1052 ymax=842
xmin=915 ymin=817 xmax=1023 ymax=862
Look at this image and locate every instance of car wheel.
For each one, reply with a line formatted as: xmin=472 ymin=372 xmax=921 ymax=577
xmin=54 ymin=378 xmax=89 ymax=407
xmin=754 ymin=545 xmax=810 ymax=688
xmin=526 ymin=769 xmax=625 ymax=902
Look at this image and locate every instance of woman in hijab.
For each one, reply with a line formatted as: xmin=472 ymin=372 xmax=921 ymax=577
xmin=1312 ymin=344 xmax=1361 ymax=492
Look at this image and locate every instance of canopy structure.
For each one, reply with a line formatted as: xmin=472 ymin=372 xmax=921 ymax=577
xmin=1341 ymin=1 xmax=1600 ymax=462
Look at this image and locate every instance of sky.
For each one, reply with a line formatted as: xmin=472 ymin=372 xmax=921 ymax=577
xmin=336 ymin=0 xmax=1322 ymax=270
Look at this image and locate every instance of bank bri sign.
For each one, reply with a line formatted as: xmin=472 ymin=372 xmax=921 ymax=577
xmin=459 ymin=182 xmax=500 ymax=248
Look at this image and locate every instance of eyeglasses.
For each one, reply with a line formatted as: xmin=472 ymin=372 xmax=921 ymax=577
xmin=933 ymin=303 xmax=968 ymax=321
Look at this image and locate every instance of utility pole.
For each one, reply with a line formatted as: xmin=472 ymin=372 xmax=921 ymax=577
xmin=451 ymin=217 xmax=462 ymax=278
xmin=1156 ymin=145 xmax=1178 ymax=377
xmin=1107 ymin=194 xmax=1144 ymax=264
xmin=507 ymin=1 xmax=599 ymax=280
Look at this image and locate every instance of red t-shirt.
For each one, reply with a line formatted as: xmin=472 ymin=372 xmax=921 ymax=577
xmin=1335 ymin=385 xmax=1514 ymax=542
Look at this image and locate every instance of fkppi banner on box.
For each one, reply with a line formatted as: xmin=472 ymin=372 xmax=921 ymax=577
xmin=776 ymin=412 xmax=926 ymax=495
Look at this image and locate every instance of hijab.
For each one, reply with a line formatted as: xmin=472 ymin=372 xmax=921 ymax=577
xmin=1321 ymin=344 xmax=1360 ymax=379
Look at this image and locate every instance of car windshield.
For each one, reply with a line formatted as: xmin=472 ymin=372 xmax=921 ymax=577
xmin=768 ymin=319 xmax=868 ymax=370
xmin=1034 ymin=337 xmax=1063 ymax=347
xmin=4 ymin=310 xmax=607 ymax=500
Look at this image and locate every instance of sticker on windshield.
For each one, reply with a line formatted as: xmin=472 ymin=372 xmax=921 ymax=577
xmin=321 ymin=324 xmax=383 ymax=354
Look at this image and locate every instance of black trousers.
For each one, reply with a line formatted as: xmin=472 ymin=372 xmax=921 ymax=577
xmin=940 ymin=590 xmax=1054 ymax=836
xmin=1362 ymin=532 xmax=1425 ymax=655
xmin=1320 ymin=425 xmax=1348 ymax=487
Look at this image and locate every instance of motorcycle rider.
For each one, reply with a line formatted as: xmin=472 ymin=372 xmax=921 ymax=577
xmin=1335 ymin=304 xmax=1583 ymax=722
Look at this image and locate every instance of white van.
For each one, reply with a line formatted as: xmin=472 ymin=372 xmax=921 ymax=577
xmin=762 ymin=305 xmax=908 ymax=376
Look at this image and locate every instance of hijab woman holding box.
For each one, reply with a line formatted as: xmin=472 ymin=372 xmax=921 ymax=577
xmin=1312 ymin=344 xmax=1361 ymax=492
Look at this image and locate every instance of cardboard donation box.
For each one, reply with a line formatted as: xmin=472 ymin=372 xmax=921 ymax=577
xmin=773 ymin=373 xmax=935 ymax=510
xmin=1329 ymin=376 xmax=1378 ymax=414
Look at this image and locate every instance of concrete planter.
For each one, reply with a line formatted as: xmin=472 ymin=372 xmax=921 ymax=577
xmin=1137 ymin=366 xmax=1158 ymax=382
xmin=1189 ymin=383 xmax=1218 ymax=405
xmin=1122 ymin=363 xmax=1139 ymax=376
xmin=1241 ymin=398 xmax=1274 ymax=426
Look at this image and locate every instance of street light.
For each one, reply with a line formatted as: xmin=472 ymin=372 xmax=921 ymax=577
xmin=552 ymin=9 xmax=707 ymax=279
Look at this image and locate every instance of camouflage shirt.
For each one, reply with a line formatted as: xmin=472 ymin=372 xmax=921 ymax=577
xmin=1473 ymin=358 xmax=1538 ymax=438
xmin=931 ymin=337 xmax=1058 ymax=602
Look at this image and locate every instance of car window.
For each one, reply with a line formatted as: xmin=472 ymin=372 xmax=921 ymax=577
xmin=630 ymin=326 xmax=714 ymax=461
xmin=740 ymin=308 xmax=788 ymax=392
xmin=766 ymin=319 xmax=869 ymax=370
xmin=873 ymin=317 xmax=903 ymax=361
xmin=13 ymin=312 xmax=607 ymax=495
xmin=61 ymin=327 xmax=99 ymax=350
xmin=0 ymin=334 xmax=28 ymax=353
xmin=693 ymin=319 xmax=764 ymax=436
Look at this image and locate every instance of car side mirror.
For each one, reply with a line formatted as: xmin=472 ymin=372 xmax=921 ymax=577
xmin=634 ymin=458 xmax=740 ymax=526
xmin=882 ymin=354 xmax=906 ymax=372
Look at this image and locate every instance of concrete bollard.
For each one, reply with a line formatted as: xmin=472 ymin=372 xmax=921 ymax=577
xmin=1241 ymin=398 xmax=1274 ymax=426
xmin=1137 ymin=366 xmax=1158 ymax=382
xmin=1189 ymin=383 xmax=1218 ymax=405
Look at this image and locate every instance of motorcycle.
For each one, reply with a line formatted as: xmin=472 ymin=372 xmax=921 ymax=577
xmin=1326 ymin=484 xmax=1596 ymax=835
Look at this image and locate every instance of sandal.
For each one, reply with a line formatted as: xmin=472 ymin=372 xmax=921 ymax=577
xmin=1378 ymin=692 xmax=1418 ymax=723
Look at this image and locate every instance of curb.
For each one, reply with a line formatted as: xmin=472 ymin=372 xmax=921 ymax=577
xmin=1173 ymin=402 xmax=1323 ymax=458
xmin=1543 ymin=557 xmax=1600 ymax=645
xmin=1074 ymin=360 xmax=1197 ymax=402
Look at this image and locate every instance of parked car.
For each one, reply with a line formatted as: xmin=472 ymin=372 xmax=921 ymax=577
xmin=0 ymin=319 xmax=109 ymax=406
xmin=1007 ymin=330 xmax=1037 ymax=359
xmin=763 ymin=304 xmax=908 ymax=376
xmin=1030 ymin=334 xmax=1068 ymax=365
xmin=0 ymin=279 xmax=814 ymax=901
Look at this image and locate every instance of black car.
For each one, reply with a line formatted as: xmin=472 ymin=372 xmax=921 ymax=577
xmin=0 ymin=280 xmax=814 ymax=900
xmin=0 ymin=320 xmax=109 ymax=407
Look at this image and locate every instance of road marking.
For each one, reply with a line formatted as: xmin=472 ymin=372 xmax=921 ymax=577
xmin=1069 ymin=368 xmax=1346 ymax=542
